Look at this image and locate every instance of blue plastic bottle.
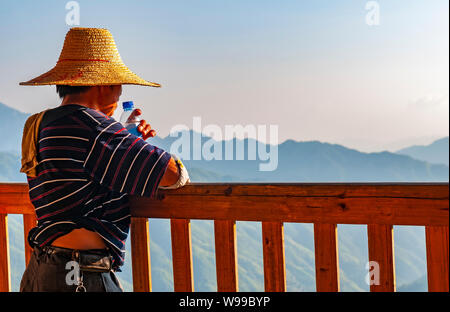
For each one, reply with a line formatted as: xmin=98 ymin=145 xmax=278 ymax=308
xmin=120 ymin=101 xmax=142 ymax=137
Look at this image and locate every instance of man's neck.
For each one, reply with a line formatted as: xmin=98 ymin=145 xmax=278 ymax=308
xmin=61 ymin=94 xmax=100 ymax=111
xmin=60 ymin=88 xmax=118 ymax=116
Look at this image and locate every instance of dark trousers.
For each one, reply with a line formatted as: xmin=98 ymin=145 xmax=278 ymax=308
xmin=20 ymin=246 xmax=123 ymax=292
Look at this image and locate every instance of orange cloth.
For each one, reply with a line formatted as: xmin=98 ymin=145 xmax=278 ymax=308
xmin=20 ymin=110 xmax=48 ymax=177
xmin=100 ymin=102 xmax=117 ymax=117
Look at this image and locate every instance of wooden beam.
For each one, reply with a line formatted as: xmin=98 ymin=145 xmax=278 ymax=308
xmin=0 ymin=214 xmax=11 ymax=292
xmin=214 ymin=220 xmax=238 ymax=292
xmin=426 ymin=226 xmax=449 ymax=292
xmin=23 ymin=213 xmax=37 ymax=266
xmin=130 ymin=183 xmax=449 ymax=226
xmin=171 ymin=219 xmax=194 ymax=292
xmin=367 ymin=224 xmax=396 ymax=292
xmin=314 ymin=223 xmax=339 ymax=292
xmin=262 ymin=221 xmax=286 ymax=292
xmin=1 ymin=183 xmax=448 ymax=226
xmin=0 ymin=183 xmax=34 ymax=215
xmin=130 ymin=217 xmax=152 ymax=292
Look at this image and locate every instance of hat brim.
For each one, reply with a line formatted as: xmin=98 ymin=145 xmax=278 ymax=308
xmin=19 ymin=60 xmax=161 ymax=87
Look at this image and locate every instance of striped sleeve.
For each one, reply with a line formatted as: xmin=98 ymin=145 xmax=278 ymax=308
xmin=82 ymin=111 xmax=171 ymax=198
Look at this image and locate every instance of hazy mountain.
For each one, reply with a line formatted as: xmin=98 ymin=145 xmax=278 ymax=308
xmin=0 ymin=103 xmax=28 ymax=152
xmin=396 ymin=137 xmax=449 ymax=166
xmin=1 ymin=103 xmax=446 ymax=292
xmin=148 ymin=132 xmax=449 ymax=182
xmin=397 ymin=274 xmax=428 ymax=292
xmin=0 ymin=151 xmax=24 ymax=182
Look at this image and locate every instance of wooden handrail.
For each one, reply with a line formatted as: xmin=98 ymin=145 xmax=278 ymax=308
xmin=129 ymin=183 xmax=449 ymax=226
xmin=214 ymin=220 xmax=238 ymax=291
xmin=170 ymin=219 xmax=194 ymax=292
xmin=262 ymin=221 xmax=286 ymax=292
xmin=0 ymin=182 xmax=448 ymax=292
xmin=367 ymin=224 xmax=395 ymax=291
xmin=0 ymin=213 xmax=10 ymax=292
xmin=314 ymin=223 xmax=339 ymax=291
xmin=130 ymin=217 xmax=152 ymax=292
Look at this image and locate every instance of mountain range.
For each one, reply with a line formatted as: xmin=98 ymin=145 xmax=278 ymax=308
xmin=0 ymin=103 xmax=29 ymax=152
xmin=0 ymin=101 xmax=447 ymax=292
xmin=396 ymin=137 xmax=449 ymax=166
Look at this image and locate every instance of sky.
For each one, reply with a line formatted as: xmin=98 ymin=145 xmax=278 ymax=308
xmin=0 ymin=0 xmax=448 ymax=152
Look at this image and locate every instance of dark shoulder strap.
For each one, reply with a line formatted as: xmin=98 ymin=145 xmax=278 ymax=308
xmin=38 ymin=105 xmax=87 ymax=133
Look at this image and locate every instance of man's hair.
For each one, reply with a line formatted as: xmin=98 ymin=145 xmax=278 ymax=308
xmin=56 ymin=85 xmax=92 ymax=99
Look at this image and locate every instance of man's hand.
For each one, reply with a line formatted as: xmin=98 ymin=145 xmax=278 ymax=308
xmin=131 ymin=109 xmax=157 ymax=140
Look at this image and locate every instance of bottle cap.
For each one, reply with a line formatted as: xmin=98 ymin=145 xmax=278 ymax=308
xmin=122 ymin=101 xmax=134 ymax=111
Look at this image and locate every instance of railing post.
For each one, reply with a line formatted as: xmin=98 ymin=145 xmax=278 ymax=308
xmin=314 ymin=223 xmax=339 ymax=292
xmin=171 ymin=219 xmax=194 ymax=292
xmin=367 ymin=224 xmax=396 ymax=292
xmin=262 ymin=221 xmax=286 ymax=292
xmin=214 ymin=220 xmax=239 ymax=292
xmin=425 ymin=226 xmax=449 ymax=292
xmin=130 ymin=217 xmax=152 ymax=292
xmin=0 ymin=214 xmax=11 ymax=292
xmin=23 ymin=213 xmax=37 ymax=266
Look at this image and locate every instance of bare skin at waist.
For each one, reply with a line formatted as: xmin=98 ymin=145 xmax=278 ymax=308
xmin=51 ymin=228 xmax=107 ymax=250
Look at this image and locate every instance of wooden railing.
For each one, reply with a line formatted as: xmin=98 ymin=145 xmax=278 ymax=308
xmin=0 ymin=182 xmax=448 ymax=292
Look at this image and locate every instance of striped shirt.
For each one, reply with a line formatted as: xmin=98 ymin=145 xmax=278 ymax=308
xmin=26 ymin=104 xmax=171 ymax=270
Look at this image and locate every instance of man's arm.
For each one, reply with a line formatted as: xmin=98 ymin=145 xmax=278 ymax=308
xmin=158 ymin=155 xmax=190 ymax=189
xmin=159 ymin=157 xmax=180 ymax=187
xmin=134 ymin=111 xmax=185 ymax=188
xmin=83 ymin=108 xmax=189 ymax=196
xmin=83 ymin=110 xmax=172 ymax=198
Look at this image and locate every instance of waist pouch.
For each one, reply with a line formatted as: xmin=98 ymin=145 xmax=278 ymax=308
xmin=40 ymin=246 xmax=113 ymax=273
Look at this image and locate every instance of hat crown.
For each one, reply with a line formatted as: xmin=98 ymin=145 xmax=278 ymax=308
xmin=58 ymin=28 xmax=123 ymax=64
xmin=20 ymin=27 xmax=160 ymax=87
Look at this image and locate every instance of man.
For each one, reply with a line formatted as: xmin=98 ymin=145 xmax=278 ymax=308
xmin=18 ymin=27 xmax=189 ymax=292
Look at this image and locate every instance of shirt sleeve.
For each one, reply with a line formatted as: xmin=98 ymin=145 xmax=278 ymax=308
xmin=82 ymin=114 xmax=171 ymax=198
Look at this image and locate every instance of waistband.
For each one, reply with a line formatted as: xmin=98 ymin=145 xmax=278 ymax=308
xmin=37 ymin=245 xmax=114 ymax=272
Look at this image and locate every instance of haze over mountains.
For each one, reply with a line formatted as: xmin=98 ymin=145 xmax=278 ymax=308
xmin=1 ymin=102 xmax=448 ymax=182
xmin=0 ymin=101 xmax=448 ymax=292
xmin=396 ymin=137 xmax=449 ymax=166
xmin=0 ymin=103 xmax=28 ymax=152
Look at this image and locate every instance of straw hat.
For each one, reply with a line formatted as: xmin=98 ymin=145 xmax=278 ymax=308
xmin=20 ymin=27 xmax=160 ymax=87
